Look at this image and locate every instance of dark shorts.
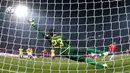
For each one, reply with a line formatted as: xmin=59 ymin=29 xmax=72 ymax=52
xmin=109 ymin=51 xmax=114 ymax=55
xmin=43 ymin=54 xmax=48 ymax=57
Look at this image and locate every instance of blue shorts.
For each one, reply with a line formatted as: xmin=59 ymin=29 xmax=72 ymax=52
xmin=109 ymin=51 xmax=114 ymax=55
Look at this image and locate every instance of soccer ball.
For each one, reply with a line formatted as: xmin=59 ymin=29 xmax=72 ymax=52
xmin=6 ymin=7 xmax=14 ymax=14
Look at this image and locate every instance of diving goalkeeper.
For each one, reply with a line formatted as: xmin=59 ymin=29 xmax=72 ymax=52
xmin=28 ymin=19 xmax=108 ymax=68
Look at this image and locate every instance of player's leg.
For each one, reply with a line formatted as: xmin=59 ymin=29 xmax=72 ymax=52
xmin=42 ymin=54 xmax=44 ymax=58
xmin=28 ymin=53 xmax=30 ymax=59
xmin=21 ymin=53 xmax=23 ymax=58
xmin=63 ymin=48 xmax=108 ymax=68
xmin=19 ymin=52 xmax=21 ymax=58
xmin=110 ymin=54 xmax=114 ymax=61
xmin=51 ymin=54 xmax=55 ymax=59
xmin=53 ymin=54 xmax=55 ymax=59
xmin=44 ymin=54 xmax=46 ymax=58
xmin=28 ymin=55 xmax=30 ymax=59
xmin=30 ymin=53 xmax=33 ymax=59
xmin=78 ymin=47 xmax=108 ymax=57
xmin=86 ymin=58 xmax=108 ymax=68
xmin=87 ymin=48 xmax=109 ymax=56
xmin=66 ymin=55 xmax=108 ymax=68
xmin=109 ymin=52 xmax=114 ymax=61
xmin=21 ymin=52 xmax=23 ymax=58
xmin=27 ymin=54 xmax=29 ymax=59
xmin=44 ymin=54 xmax=48 ymax=59
xmin=19 ymin=52 xmax=23 ymax=58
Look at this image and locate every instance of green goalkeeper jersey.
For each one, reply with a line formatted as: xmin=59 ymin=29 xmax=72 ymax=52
xmin=49 ymin=34 xmax=70 ymax=54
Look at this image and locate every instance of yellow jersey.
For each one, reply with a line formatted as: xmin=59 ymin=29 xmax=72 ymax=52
xmin=19 ymin=48 xmax=23 ymax=52
xmin=26 ymin=48 xmax=32 ymax=53
xmin=30 ymin=48 xmax=33 ymax=53
xmin=51 ymin=49 xmax=55 ymax=54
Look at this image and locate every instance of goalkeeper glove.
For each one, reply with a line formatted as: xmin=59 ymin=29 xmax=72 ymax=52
xmin=103 ymin=52 xmax=109 ymax=56
xmin=103 ymin=63 xmax=108 ymax=68
xmin=28 ymin=18 xmax=35 ymax=25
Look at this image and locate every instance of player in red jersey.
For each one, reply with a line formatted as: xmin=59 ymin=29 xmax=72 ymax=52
xmin=125 ymin=49 xmax=129 ymax=56
xmin=109 ymin=42 xmax=116 ymax=53
xmin=42 ymin=49 xmax=48 ymax=58
xmin=109 ymin=42 xmax=116 ymax=61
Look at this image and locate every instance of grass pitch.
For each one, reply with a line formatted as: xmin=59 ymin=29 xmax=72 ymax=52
xmin=0 ymin=54 xmax=130 ymax=73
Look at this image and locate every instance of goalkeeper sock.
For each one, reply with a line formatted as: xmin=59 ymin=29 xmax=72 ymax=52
xmin=110 ymin=54 xmax=114 ymax=61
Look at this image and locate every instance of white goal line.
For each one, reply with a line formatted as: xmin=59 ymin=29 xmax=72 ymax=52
xmin=0 ymin=53 xmax=37 ymax=58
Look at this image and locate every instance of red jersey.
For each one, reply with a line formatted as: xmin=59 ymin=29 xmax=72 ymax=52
xmin=43 ymin=50 xmax=47 ymax=54
xmin=125 ymin=49 xmax=129 ymax=53
xmin=109 ymin=44 xmax=116 ymax=52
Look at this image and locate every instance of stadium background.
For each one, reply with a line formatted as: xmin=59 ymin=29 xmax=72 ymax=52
xmin=0 ymin=0 xmax=130 ymax=54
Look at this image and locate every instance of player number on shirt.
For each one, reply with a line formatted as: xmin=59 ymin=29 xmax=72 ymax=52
xmin=52 ymin=38 xmax=64 ymax=48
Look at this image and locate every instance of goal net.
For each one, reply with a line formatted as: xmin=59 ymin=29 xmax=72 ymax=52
xmin=0 ymin=0 xmax=130 ymax=73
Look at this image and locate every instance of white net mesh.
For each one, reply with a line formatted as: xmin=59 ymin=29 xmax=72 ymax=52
xmin=0 ymin=0 xmax=130 ymax=73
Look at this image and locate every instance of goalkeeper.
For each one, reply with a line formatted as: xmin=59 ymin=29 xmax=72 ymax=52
xmin=28 ymin=19 xmax=108 ymax=68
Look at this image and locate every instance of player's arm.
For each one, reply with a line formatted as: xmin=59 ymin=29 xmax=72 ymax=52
xmin=28 ymin=19 xmax=51 ymax=39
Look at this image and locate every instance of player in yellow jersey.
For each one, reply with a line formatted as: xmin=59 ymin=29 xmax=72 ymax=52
xmin=26 ymin=48 xmax=33 ymax=59
xmin=51 ymin=48 xmax=55 ymax=59
xmin=19 ymin=48 xmax=23 ymax=58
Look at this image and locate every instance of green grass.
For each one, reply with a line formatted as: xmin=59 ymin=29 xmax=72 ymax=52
xmin=0 ymin=55 xmax=130 ymax=73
